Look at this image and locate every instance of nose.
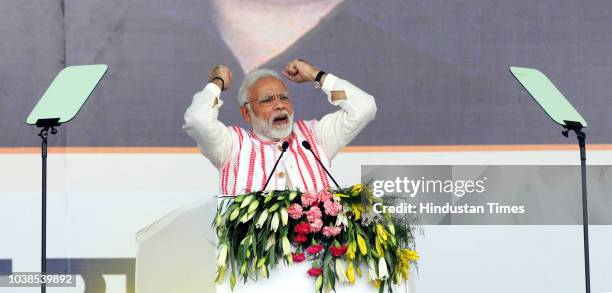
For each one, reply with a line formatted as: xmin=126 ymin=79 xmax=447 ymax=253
xmin=272 ymin=97 xmax=286 ymax=111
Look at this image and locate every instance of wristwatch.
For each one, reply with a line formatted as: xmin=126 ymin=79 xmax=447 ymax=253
xmin=211 ymin=77 xmax=225 ymax=91
xmin=314 ymin=71 xmax=326 ymax=89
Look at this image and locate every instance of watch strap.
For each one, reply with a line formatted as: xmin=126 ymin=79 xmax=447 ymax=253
xmin=315 ymin=71 xmax=326 ymax=83
xmin=211 ymin=77 xmax=225 ymax=91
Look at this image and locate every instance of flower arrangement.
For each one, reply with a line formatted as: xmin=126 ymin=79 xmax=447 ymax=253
xmin=213 ymin=184 xmax=419 ymax=293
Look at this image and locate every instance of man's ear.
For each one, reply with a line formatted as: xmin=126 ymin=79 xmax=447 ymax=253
xmin=240 ymin=105 xmax=252 ymax=124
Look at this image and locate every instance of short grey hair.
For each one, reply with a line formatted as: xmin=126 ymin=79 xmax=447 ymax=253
xmin=237 ymin=69 xmax=282 ymax=105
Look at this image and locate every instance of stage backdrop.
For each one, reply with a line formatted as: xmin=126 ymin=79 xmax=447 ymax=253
xmin=1 ymin=1 xmax=612 ymax=293
xmin=1 ymin=0 xmax=612 ymax=147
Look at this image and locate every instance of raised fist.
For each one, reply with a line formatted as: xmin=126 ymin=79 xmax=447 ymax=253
xmin=282 ymin=59 xmax=321 ymax=83
xmin=208 ymin=65 xmax=232 ymax=91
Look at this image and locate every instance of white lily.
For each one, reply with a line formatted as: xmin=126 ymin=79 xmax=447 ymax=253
xmin=255 ymin=210 xmax=269 ymax=229
xmin=239 ymin=212 xmax=249 ymax=223
xmin=281 ymin=236 xmax=291 ymax=256
xmin=259 ymin=265 xmax=268 ymax=278
xmin=265 ymin=234 xmax=276 ymax=250
xmin=229 ymin=208 xmax=240 ymax=221
xmin=240 ymin=195 xmax=253 ymax=209
xmin=315 ymin=275 xmax=323 ymax=291
xmin=378 ymin=257 xmax=389 ymax=279
xmin=270 ymin=212 xmax=280 ymax=232
xmin=280 ymin=207 xmax=288 ymax=226
xmin=335 ymin=213 xmax=348 ymax=228
xmin=367 ymin=258 xmax=378 ymax=280
xmin=335 ymin=259 xmax=349 ymax=283
xmin=240 ymin=235 xmax=251 ymax=247
xmin=289 ymin=191 xmax=298 ymax=200
xmin=245 ymin=210 xmax=257 ymax=222
xmin=247 ymin=199 xmax=259 ymax=213
xmin=217 ymin=244 xmax=228 ymax=267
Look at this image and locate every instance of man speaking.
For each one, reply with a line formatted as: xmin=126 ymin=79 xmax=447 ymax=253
xmin=183 ymin=59 xmax=376 ymax=195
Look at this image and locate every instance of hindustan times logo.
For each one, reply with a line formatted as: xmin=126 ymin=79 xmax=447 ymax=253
xmin=372 ymin=176 xmax=487 ymax=198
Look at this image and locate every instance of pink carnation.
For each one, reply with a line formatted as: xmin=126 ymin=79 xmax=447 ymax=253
xmin=305 ymin=206 xmax=322 ymax=222
xmin=323 ymin=200 xmax=342 ymax=216
xmin=301 ymin=192 xmax=319 ymax=207
xmin=322 ymin=226 xmax=342 ymax=237
xmin=309 ymin=218 xmax=323 ymax=233
xmin=317 ymin=190 xmax=333 ymax=202
xmin=287 ymin=203 xmax=303 ymax=220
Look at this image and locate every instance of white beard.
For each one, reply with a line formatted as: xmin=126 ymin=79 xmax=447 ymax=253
xmin=250 ymin=110 xmax=294 ymax=140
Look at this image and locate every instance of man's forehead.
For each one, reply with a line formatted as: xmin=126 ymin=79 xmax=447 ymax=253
xmin=251 ymin=76 xmax=288 ymax=95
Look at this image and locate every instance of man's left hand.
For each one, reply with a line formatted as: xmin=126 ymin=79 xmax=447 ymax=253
xmin=282 ymin=59 xmax=321 ymax=83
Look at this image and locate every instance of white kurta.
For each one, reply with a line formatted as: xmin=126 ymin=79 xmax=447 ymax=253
xmin=183 ymin=73 xmax=377 ymax=194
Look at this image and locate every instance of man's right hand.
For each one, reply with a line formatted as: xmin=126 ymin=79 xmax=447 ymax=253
xmin=208 ymin=65 xmax=232 ymax=91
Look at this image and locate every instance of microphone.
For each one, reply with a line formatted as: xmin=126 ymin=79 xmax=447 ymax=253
xmin=262 ymin=141 xmax=290 ymax=191
xmin=301 ymin=140 xmax=341 ymax=189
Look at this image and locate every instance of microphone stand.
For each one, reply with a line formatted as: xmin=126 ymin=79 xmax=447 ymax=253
xmin=301 ymin=140 xmax=341 ymax=189
xmin=262 ymin=141 xmax=289 ymax=191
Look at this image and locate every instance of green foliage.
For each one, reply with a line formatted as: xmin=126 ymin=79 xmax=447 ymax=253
xmin=214 ymin=185 xmax=419 ymax=292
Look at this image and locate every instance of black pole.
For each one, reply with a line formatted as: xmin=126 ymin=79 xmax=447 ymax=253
xmin=578 ymin=131 xmax=590 ymax=293
xmin=39 ymin=128 xmax=48 ymax=293
xmin=301 ymin=140 xmax=341 ymax=190
xmin=262 ymin=141 xmax=289 ymax=191
xmin=563 ymin=121 xmax=590 ymax=293
xmin=35 ymin=118 xmax=59 ymax=293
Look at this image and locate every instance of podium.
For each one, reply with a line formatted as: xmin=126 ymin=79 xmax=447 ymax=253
xmin=135 ymin=198 xmax=218 ymax=293
xmin=135 ymin=197 xmax=416 ymax=293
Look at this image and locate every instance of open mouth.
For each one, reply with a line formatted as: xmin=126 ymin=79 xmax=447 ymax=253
xmin=272 ymin=114 xmax=289 ymax=125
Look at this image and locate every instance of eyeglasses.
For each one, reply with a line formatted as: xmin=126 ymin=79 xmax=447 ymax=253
xmin=244 ymin=93 xmax=291 ymax=107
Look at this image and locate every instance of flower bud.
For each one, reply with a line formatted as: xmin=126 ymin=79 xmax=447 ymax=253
xmin=280 ymin=208 xmax=288 ymax=226
xmin=255 ymin=210 xmax=269 ymax=229
xmin=271 ymin=212 xmax=280 ymax=232
xmin=240 ymin=195 xmax=253 ymax=209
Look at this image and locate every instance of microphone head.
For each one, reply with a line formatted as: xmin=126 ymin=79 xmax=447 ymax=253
xmin=281 ymin=141 xmax=289 ymax=151
xmin=301 ymin=140 xmax=311 ymax=150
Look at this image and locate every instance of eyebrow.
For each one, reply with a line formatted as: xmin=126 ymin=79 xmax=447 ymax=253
xmin=261 ymin=92 xmax=289 ymax=97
